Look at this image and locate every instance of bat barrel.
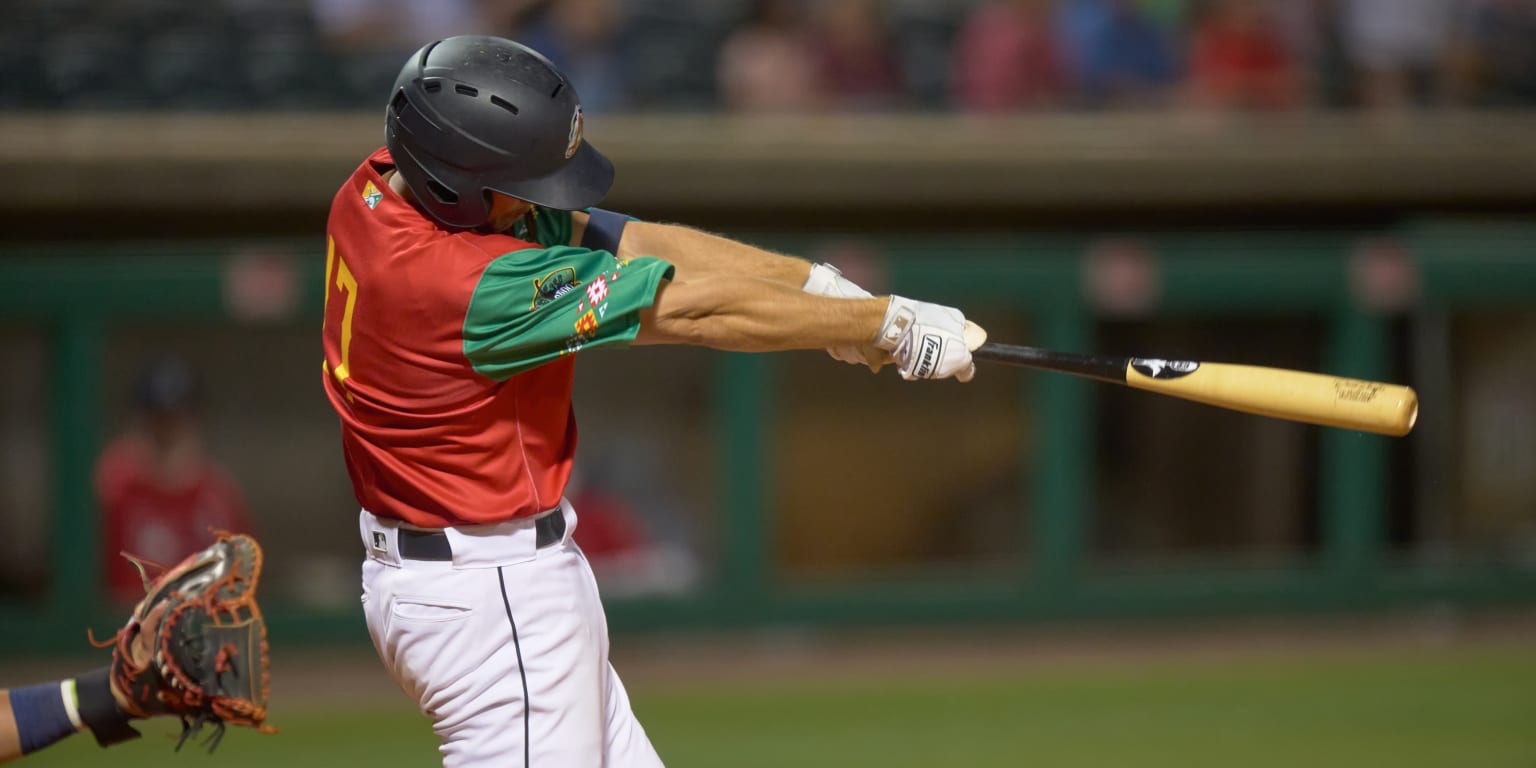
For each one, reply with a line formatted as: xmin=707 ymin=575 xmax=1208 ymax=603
xmin=1124 ymin=361 xmax=1419 ymax=437
xmin=972 ymin=343 xmax=1418 ymax=437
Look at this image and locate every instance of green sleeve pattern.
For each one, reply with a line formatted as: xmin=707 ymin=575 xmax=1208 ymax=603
xmin=463 ymin=245 xmax=674 ymax=381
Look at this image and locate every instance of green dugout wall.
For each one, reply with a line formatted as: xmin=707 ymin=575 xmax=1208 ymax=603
xmin=1 ymin=221 xmax=1534 ymax=652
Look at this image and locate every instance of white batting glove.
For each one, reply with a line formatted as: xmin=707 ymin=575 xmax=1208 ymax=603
xmin=803 ymin=263 xmax=891 ymax=372
xmin=874 ymin=296 xmax=980 ymax=382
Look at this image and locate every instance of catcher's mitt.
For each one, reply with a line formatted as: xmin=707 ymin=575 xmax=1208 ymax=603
xmin=93 ymin=532 xmax=274 ymax=751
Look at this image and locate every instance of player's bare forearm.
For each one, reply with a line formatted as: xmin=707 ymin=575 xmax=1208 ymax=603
xmin=635 ymin=274 xmax=884 ymax=352
xmin=0 ymin=691 xmax=20 ymax=764
xmin=574 ymin=214 xmax=811 ymax=286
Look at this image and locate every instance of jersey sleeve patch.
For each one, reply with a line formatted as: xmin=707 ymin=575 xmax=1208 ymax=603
xmin=463 ymin=245 xmax=674 ymax=381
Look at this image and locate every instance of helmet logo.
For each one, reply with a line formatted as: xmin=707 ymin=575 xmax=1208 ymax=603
xmin=565 ymin=105 xmax=584 ymax=159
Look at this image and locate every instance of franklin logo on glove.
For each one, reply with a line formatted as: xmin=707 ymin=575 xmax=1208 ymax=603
xmin=915 ymin=335 xmax=942 ymax=379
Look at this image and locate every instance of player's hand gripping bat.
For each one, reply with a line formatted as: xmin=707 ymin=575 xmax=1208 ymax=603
xmin=960 ymin=323 xmax=1417 ymax=437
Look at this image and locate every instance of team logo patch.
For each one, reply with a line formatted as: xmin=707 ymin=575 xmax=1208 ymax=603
xmin=574 ymin=309 xmax=599 ymax=336
xmin=531 ymin=267 xmax=581 ymax=310
xmin=362 ymin=180 xmax=383 ymax=210
xmin=585 ymin=275 xmax=609 ymax=304
xmin=565 ymin=105 xmax=584 ymax=160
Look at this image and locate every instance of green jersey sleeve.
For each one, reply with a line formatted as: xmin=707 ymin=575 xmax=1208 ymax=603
xmin=463 ymin=245 xmax=674 ymax=381
xmin=510 ymin=208 xmax=574 ymax=248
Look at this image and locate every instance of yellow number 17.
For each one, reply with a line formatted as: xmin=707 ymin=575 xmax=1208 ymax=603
xmin=323 ymin=236 xmax=359 ymax=397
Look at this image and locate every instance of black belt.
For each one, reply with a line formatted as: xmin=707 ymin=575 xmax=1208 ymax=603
xmin=396 ymin=511 xmax=566 ymax=561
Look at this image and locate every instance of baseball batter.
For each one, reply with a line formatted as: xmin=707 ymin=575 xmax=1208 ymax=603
xmin=326 ymin=36 xmax=983 ymax=767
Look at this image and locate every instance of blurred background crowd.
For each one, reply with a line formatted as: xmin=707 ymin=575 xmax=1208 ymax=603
xmin=6 ymin=0 xmax=1536 ymax=113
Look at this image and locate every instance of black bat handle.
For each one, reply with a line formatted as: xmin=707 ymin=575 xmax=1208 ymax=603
xmin=972 ymin=342 xmax=1130 ymax=385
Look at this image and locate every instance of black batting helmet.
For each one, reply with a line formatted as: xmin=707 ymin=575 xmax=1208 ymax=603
xmin=384 ymin=36 xmax=613 ymax=229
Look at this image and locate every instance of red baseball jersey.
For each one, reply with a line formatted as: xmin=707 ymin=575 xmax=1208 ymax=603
xmin=95 ymin=435 xmax=251 ymax=604
xmin=322 ymin=148 xmax=673 ymax=528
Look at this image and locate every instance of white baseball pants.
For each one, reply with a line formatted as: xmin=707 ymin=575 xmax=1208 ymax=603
xmin=359 ymin=501 xmax=664 ymax=767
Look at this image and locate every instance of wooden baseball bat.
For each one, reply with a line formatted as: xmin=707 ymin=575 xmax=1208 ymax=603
xmin=962 ymin=325 xmax=1417 ymax=436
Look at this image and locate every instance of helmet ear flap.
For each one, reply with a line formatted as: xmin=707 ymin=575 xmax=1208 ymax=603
xmin=386 ymin=138 xmax=491 ymax=229
xmin=423 ymin=178 xmax=458 ymax=205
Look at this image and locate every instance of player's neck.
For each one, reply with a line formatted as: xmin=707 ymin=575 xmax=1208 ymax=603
xmin=384 ymin=170 xmax=415 ymax=204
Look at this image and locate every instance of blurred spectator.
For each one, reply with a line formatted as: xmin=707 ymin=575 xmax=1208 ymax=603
xmin=809 ymin=0 xmax=906 ymax=111
xmin=1054 ymin=0 xmax=1114 ymax=83
xmin=568 ymin=467 xmax=701 ymax=598
xmin=1340 ymin=0 xmax=1455 ymax=109
xmin=95 ymin=357 xmax=252 ymax=605
xmin=1446 ymin=0 xmax=1536 ymax=107
xmin=312 ymin=0 xmax=528 ymax=104
xmin=1185 ymin=0 xmax=1303 ymax=111
xmin=1075 ymin=0 xmax=1180 ymax=108
xmin=311 ymin=0 xmax=484 ymax=48
xmin=952 ymin=0 xmax=1070 ymax=111
xmin=718 ymin=0 xmax=825 ymax=112
xmin=519 ymin=0 xmax=629 ymax=113
xmin=1264 ymin=0 xmax=1354 ymax=107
